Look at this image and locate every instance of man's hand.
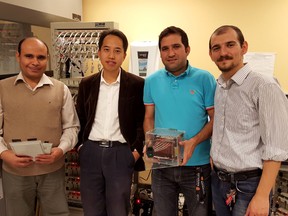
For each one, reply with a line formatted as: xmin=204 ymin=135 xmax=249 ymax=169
xmin=35 ymin=147 xmax=64 ymax=164
xmin=0 ymin=150 xmax=33 ymax=167
xmin=245 ymin=193 xmax=269 ymax=216
xmin=179 ymin=139 xmax=196 ymax=165
xmin=132 ymin=150 xmax=140 ymax=162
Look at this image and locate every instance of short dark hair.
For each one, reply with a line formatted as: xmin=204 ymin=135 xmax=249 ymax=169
xmin=209 ymin=25 xmax=245 ymax=50
xmin=18 ymin=37 xmax=49 ymax=55
xmin=158 ymin=26 xmax=189 ymax=49
xmin=98 ymin=29 xmax=128 ymax=53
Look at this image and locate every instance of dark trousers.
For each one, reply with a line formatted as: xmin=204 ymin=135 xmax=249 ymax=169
xmin=2 ymin=167 xmax=69 ymax=216
xmin=79 ymin=140 xmax=135 ymax=216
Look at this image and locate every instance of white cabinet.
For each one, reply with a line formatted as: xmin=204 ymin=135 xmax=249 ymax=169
xmin=0 ymin=0 xmax=82 ymax=27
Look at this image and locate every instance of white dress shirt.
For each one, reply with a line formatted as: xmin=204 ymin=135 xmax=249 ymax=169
xmin=211 ymin=63 xmax=288 ymax=172
xmin=88 ymin=70 xmax=126 ymax=143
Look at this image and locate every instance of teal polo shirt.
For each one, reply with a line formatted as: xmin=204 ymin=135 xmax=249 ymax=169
xmin=144 ymin=64 xmax=216 ymax=166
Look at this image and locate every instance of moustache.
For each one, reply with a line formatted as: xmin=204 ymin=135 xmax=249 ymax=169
xmin=217 ymin=56 xmax=233 ymax=62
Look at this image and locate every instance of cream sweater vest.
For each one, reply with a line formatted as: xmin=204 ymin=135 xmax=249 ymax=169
xmin=0 ymin=76 xmax=65 ymax=176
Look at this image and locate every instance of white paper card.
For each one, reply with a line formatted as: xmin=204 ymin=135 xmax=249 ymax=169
xmin=10 ymin=140 xmax=45 ymax=160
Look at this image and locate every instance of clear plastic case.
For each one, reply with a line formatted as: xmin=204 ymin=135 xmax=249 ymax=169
xmin=144 ymin=128 xmax=185 ymax=170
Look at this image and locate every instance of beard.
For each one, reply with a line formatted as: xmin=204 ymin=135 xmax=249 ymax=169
xmin=217 ymin=64 xmax=235 ymax=73
xmin=216 ymin=55 xmax=234 ymax=73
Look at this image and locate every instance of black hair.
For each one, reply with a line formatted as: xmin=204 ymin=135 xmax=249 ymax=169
xmin=158 ymin=26 xmax=189 ymax=49
xmin=98 ymin=29 xmax=128 ymax=53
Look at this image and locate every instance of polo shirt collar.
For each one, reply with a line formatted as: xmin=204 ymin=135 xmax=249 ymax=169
xmin=165 ymin=61 xmax=190 ymax=78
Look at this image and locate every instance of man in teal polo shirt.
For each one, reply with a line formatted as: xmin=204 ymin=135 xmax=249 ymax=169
xmin=144 ymin=26 xmax=216 ymax=216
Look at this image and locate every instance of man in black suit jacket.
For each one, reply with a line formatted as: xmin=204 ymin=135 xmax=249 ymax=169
xmin=76 ymin=29 xmax=145 ymax=216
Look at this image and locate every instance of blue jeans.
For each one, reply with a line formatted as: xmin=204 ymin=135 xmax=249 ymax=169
xmin=151 ymin=164 xmax=212 ymax=216
xmin=211 ymin=170 xmax=270 ymax=216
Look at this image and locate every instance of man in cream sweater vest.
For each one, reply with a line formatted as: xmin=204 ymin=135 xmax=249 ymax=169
xmin=0 ymin=37 xmax=80 ymax=216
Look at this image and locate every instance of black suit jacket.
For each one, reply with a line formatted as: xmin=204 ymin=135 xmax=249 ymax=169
xmin=76 ymin=68 xmax=145 ymax=171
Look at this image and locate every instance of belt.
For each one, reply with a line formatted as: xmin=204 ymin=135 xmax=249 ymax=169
xmin=92 ymin=140 xmax=126 ymax=148
xmin=214 ymin=166 xmax=262 ymax=182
